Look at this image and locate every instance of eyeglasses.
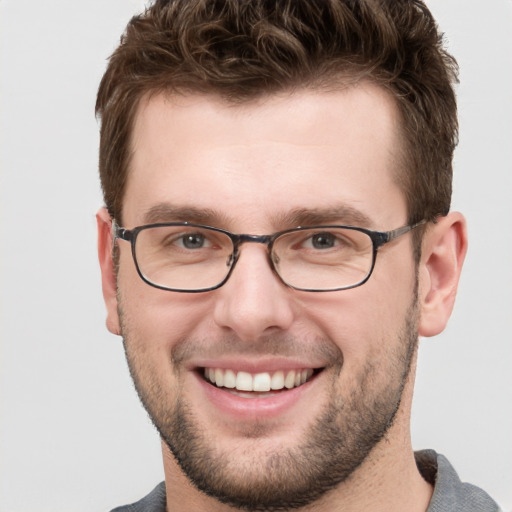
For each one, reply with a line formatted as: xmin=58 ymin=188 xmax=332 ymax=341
xmin=113 ymin=220 xmax=424 ymax=293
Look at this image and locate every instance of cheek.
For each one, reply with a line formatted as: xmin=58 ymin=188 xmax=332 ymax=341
xmin=117 ymin=263 xmax=215 ymax=355
xmin=300 ymin=272 xmax=416 ymax=362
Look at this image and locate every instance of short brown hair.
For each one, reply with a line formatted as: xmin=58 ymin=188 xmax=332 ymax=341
xmin=96 ymin=0 xmax=458 ymax=227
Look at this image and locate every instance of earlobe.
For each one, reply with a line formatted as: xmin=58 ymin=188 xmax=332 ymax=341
xmin=418 ymin=212 xmax=468 ymax=338
xmin=96 ymin=208 xmax=121 ymax=336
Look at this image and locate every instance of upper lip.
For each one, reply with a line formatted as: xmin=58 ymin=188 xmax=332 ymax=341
xmin=190 ymin=357 xmax=326 ymax=374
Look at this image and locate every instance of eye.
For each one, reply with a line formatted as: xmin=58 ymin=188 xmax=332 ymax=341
xmin=178 ymin=232 xmax=209 ymax=249
xmin=283 ymin=229 xmax=355 ymax=253
xmin=301 ymin=231 xmax=351 ymax=250
xmin=310 ymin=232 xmax=337 ymax=249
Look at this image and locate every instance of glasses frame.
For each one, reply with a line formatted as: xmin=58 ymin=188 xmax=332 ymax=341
xmin=113 ymin=220 xmax=425 ymax=293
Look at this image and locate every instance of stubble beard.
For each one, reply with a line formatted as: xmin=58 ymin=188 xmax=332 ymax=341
xmin=119 ymin=291 xmax=419 ymax=511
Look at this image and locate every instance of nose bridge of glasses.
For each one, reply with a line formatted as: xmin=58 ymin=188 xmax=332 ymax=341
xmin=229 ymin=233 xmax=276 ymax=268
xmin=236 ymin=233 xmax=273 ymax=246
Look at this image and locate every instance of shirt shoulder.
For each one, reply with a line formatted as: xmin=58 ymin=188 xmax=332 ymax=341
xmin=109 ymin=482 xmax=167 ymax=512
xmin=416 ymin=450 xmax=502 ymax=512
xmin=110 ymin=455 xmax=503 ymax=512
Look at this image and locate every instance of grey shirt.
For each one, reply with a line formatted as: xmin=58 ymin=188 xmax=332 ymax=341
xmin=110 ymin=450 xmax=501 ymax=511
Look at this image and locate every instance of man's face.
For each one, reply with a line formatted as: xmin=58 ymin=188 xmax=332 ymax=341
xmin=111 ymin=85 xmax=419 ymax=509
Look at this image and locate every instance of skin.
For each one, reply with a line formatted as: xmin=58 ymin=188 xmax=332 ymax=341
xmin=97 ymin=83 xmax=467 ymax=511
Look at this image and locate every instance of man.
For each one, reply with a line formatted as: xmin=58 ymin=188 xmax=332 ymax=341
xmin=95 ymin=1 xmax=501 ymax=510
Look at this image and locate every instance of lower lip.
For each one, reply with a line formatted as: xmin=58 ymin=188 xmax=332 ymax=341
xmin=195 ymin=372 xmax=318 ymax=420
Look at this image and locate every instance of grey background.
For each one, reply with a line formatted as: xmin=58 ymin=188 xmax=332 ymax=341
xmin=1 ymin=1 xmax=511 ymax=510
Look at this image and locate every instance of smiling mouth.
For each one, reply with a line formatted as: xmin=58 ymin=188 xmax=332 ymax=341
xmin=201 ymin=367 xmax=321 ymax=397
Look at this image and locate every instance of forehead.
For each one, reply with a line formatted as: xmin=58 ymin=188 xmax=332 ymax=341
xmin=125 ymin=84 xmax=406 ymax=229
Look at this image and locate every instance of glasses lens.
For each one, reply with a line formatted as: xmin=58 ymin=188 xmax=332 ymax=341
xmin=134 ymin=225 xmax=233 ymax=291
xmin=273 ymin=227 xmax=374 ymax=290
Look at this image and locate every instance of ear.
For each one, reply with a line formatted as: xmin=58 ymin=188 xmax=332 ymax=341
xmin=96 ymin=208 xmax=121 ymax=336
xmin=418 ymin=212 xmax=468 ymax=338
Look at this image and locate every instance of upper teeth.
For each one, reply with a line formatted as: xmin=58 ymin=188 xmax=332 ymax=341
xmin=204 ymin=368 xmax=314 ymax=392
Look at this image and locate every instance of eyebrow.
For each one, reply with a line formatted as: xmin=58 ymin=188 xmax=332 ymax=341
xmin=277 ymin=206 xmax=374 ymax=229
xmin=142 ymin=204 xmax=231 ymax=226
xmin=141 ymin=203 xmax=375 ymax=230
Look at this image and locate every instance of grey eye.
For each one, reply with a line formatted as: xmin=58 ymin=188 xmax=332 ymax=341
xmin=181 ymin=233 xmax=206 ymax=249
xmin=311 ymin=232 xmax=336 ymax=249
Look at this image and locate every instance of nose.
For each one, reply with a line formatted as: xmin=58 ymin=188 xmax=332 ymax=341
xmin=212 ymin=244 xmax=295 ymax=341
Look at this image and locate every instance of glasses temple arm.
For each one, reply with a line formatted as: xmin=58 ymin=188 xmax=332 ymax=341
xmin=386 ymin=220 xmax=426 ymax=242
xmin=111 ymin=219 xmax=132 ymax=242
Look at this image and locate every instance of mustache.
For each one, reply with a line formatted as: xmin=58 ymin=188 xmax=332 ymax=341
xmin=171 ymin=332 xmax=343 ymax=369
